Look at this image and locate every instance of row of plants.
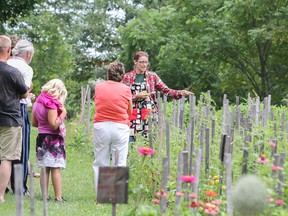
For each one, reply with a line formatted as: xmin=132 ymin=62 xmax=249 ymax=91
xmin=119 ymin=98 xmax=287 ymax=215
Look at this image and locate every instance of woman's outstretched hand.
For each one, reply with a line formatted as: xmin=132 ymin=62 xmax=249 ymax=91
xmin=181 ymin=90 xmax=193 ymax=97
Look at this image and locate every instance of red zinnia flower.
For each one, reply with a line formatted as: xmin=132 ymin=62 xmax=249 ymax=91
xmin=206 ymin=191 xmax=217 ymax=197
xmin=189 ymin=201 xmax=199 ymax=208
xmin=138 ymin=147 xmax=155 ymax=155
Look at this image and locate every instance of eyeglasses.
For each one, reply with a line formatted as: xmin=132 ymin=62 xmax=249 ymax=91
xmin=137 ymin=61 xmax=149 ymax=64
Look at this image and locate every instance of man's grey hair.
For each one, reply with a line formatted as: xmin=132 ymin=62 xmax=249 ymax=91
xmin=12 ymin=39 xmax=34 ymax=56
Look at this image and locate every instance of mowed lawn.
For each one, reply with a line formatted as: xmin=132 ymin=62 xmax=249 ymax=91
xmin=1 ymin=125 xmax=134 ymax=216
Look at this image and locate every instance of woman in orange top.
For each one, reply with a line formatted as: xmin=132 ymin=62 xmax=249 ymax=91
xmin=92 ymin=62 xmax=132 ymax=195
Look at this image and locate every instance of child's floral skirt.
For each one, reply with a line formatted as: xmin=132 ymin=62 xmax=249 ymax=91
xmin=36 ymin=134 xmax=66 ymax=169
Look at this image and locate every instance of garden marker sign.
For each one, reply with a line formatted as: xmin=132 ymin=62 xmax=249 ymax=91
xmin=97 ymin=167 xmax=129 ymax=204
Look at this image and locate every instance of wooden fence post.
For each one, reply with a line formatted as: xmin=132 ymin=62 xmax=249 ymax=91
xmin=174 ymin=152 xmax=183 ymax=216
xmin=29 ymin=164 xmax=35 ymax=216
xmin=192 ymin=149 xmax=202 ymax=194
xmin=165 ymin=120 xmax=171 ymax=178
xmin=225 ymin=153 xmax=233 ymax=216
xmin=160 ymin=157 xmax=168 ymax=213
xmin=278 ymin=153 xmax=286 ymax=197
xmin=14 ymin=164 xmax=23 ymax=216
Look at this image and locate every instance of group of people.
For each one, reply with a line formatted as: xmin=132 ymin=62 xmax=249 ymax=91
xmin=92 ymin=51 xmax=192 ymax=196
xmin=0 ymin=34 xmax=192 ymax=203
xmin=0 ymin=35 xmax=67 ymax=203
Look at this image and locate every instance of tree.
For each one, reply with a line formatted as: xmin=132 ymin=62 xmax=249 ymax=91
xmin=0 ymin=0 xmax=44 ymax=32
xmin=118 ymin=0 xmax=288 ymax=104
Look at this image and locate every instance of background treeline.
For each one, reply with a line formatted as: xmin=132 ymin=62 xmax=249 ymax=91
xmin=1 ymin=0 xmax=288 ymax=117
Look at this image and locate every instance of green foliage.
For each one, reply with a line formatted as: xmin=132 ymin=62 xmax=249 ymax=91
xmin=0 ymin=0 xmax=44 ymax=26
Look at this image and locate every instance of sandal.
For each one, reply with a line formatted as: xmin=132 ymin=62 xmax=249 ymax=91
xmin=54 ymin=197 xmax=67 ymax=203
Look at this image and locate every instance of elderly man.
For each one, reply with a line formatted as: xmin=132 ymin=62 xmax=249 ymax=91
xmin=8 ymin=39 xmax=35 ymax=196
xmin=0 ymin=35 xmax=29 ymax=203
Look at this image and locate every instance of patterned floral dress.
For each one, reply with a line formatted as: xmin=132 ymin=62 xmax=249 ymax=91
xmin=122 ymin=69 xmax=183 ymax=139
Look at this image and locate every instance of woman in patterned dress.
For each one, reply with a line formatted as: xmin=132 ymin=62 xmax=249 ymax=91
xmin=122 ymin=51 xmax=192 ymax=142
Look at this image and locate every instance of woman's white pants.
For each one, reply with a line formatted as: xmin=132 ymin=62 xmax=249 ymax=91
xmin=92 ymin=122 xmax=129 ymax=195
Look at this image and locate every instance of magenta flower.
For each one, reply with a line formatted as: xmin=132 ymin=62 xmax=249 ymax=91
xmin=268 ymin=140 xmax=277 ymax=147
xmin=204 ymin=209 xmax=219 ymax=215
xmin=257 ymin=156 xmax=269 ymax=163
xmin=271 ymin=165 xmax=283 ymax=171
xmin=180 ymin=175 xmax=197 ymax=183
xmin=211 ymin=200 xmax=221 ymax=205
xmin=156 ymin=190 xmax=167 ymax=197
xmin=152 ymin=198 xmax=160 ymax=204
xmin=189 ymin=193 xmax=198 ymax=198
xmin=176 ymin=192 xmax=184 ymax=197
xmin=275 ymin=199 xmax=284 ymax=205
xmin=137 ymin=147 xmax=155 ymax=155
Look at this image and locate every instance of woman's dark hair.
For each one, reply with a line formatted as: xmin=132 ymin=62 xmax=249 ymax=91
xmin=107 ymin=62 xmax=125 ymax=82
xmin=133 ymin=51 xmax=149 ymax=61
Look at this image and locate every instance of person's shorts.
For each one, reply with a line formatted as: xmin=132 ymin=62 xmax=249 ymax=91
xmin=0 ymin=126 xmax=22 ymax=161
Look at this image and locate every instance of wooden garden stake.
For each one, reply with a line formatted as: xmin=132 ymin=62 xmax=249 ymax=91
xmin=160 ymin=157 xmax=168 ymax=213
xmin=148 ymin=114 xmax=153 ymax=150
xmin=192 ymin=149 xmax=202 ymax=194
xmin=200 ymin=125 xmax=205 ymax=161
xmin=163 ymin=95 xmax=167 ymax=118
xmin=272 ymin=154 xmax=280 ymax=179
xmin=189 ymin=117 xmax=195 ymax=175
xmin=205 ymin=127 xmax=210 ymax=178
xmin=271 ymin=139 xmax=278 ymax=157
xmin=219 ymin=134 xmax=226 ymax=195
xmin=172 ymin=100 xmax=177 ymax=127
xmin=278 ymin=153 xmax=286 ymax=197
xmin=174 ymin=152 xmax=183 ymax=216
xmin=14 ymin=164 xmax=23 ymax=216
xmin=165 ymin=119 xmax=171 ymax=178
xmin=235 ymin=96 xmax=241 ymax=130
xmin=29 ymin=164 xmax=35 ymax=216
xmin=225 ymin=153 xmax=233 ymax=216
xmin=42 ymin=167 xmax=48 ymax=216
xmin=182 ymin=151 xmax=189 ymax=200
xmin=185 ymin=122 xmax=191 ymax=151
xmin=242 ymin=121 xmax=252 ymax=175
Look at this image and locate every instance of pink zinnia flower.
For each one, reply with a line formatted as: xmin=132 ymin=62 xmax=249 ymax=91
xmin=268 ymin=140 xmax=277 ymax=147
xmin=156 ymin=190 xmax=167 ymax=197
xmin=152 ymin=198 xmax=160 ymax=204
xmin=204 ymin=209 xmax=219 ymax=215
xmin=211 ymin=200 xmax=221 ymax=205
xmin=180 ymin=175 xmax=197 ymax=183
xmin=137 ymin=147 xmax=155 ymax=155
xmin=204 ymin=203 xmax=219 ymax=215
xmin=275 ymin=199 xmax=284 ymax=205
xmin=176 ymin=192 xmax=184 ymax=197
xmin=189 ymin=193 xmax=198 ymax=198
xmin=271 ymin=165 xmax=283 ymax=171
xmin=267 ymin=197 xmax=274 ymax=202
xmin=257 ymin=156 xmax=269 ymax=163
